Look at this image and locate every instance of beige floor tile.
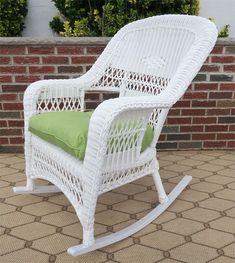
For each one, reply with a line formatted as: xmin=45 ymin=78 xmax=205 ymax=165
xmin=100 ymin=237 xmax=133 ymax=253
xmin=197 ymin=163 xmax=224 ymax=172
xmin=163 ymin=218 xmax=204 ymax=235
xmin=113 ymin=199 xmax=151 ymax=214
xmin=164 ymin=164 xmax=191 ymax=173
xmin=134 ymin=190 xmax=158 ymax=203
xmin=223 ymin=243 xmax=235 ymax=258
xmin=95 ymin=210 xmax=129 ymax=226
xmin=205 ymin=175 xmax=235 ymax=185
xmin=167 ymin=199 xmax=194 ymax=213
xmin=9 ymin=162 xmax=25 ymax=170
xmin=209 ymin=159 xmax=235 ymax=166
xmin=0 ymin=167 xmax=18 ymax=176
xmin=31 ymin=233 xmax=78 ymax=254
xmin=226 ymin=207 xmax=235 ymax=217
xmin=0 ymin=211 xmax=34 ymax=228
xmin=219 ymin=154 xmax=235 ymax=161
xmin=0 ymin=186 xmax=18 ymax=199
xmin=41 ymin=211 xmax=78 ymax=227
xmin=0 ymin=156 xmax=24 ymax=165
xmin=0 ymin=235 xmax=25 ymax=255
xmin=183 ymin=168 xmax=213 ymax=178
xmin=131 ymin=223 xmax=156 ymax=238
xmin=22 ymin=201 xmax=62 ymax=216
xmin=159 ymin=160 xmax=174 ymax=168
xmin=214 ymin=189 xmax=235 ymax=201
xmin=0 ymin=248 xmax=49 ymax=263
xmin=190 ymin=182 xmax=223 ymax=193
xmin=114 ymin=244 xmax=163 ymax=263
xmin=210 ymin=217 xmax=235 ymax=234
xmin=153 ymin=211 xmax=176 ymax=224
xmin=177 ymin=159 xmax=204 ymax=167
xmin=11 ymin=222 xmax=55 ymax=240
xmin=209 ymin=256 xmax=235 ymax=263
xmin=0 ymin=180 xmax=10 ymax=188
xmin=192 ymin=229 xmax=235 ymax=248
xmin=179 ymin=189 xmax=209 ymax=202
xmin=182 ymin=207 xmax=220 ymax=222
xmin=47 ymin=194 xmax=71 ymax=206
xmin=5 ymin=194 xmax=42 ymax=206
xmin=132 ymin=175 xmax=154 ymax=186
xmin=160 ymin=155 xmax=186 ymax=162
xmin=159 ymin=170 xmax=179 ymax=179
xmin=190 ymin=154 xmax=216 ymax=161
xmin=0 ymin=203 xmax=16 ymax=215
xmin=141 ymin=230 xmax=185 ymax=250
xmin=199 ymin=198 xmax=235 ymax=211
xmin=1 ymin=173 xmax=26 ymax=183
xmin=228 ymin=182 xmax=235 ymax=189
xmin=0 ymin=226 xmax=5 ymax=235
xmin=113 ymin=183 xmax=146 ymax=195
xmin=218 ymin=169 xmax=235 ymax=178
xmin=98 ymin=192 xmax=128 ymax=205
xmin=56 ymin=250 xmax=107 ymax=263
xmin=170 ymin=243 xmax=218 ymax=263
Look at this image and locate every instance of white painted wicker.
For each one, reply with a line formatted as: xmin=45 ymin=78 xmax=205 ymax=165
xmin=14 ymin=15 xmax=217 ymax=255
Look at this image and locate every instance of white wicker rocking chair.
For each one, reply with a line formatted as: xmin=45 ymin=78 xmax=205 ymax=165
xmin=14 ymin=15 xmax=217 ymax=256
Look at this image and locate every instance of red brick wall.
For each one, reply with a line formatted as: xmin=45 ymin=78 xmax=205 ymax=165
xmin=0 ymin=38 xmax=235 ymax=153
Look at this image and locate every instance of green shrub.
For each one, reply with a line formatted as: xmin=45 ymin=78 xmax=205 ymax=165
xmin=0 ymin=0 xmax=27 ymax=37
xmin=50 ymin=0 xmax=200 ymax=37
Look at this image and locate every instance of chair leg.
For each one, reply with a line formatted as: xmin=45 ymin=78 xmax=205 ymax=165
xmin=152 ymin=169 xmax=168 ymax=204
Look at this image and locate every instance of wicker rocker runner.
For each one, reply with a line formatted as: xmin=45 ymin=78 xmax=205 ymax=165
xmin=14 ymin=15 xmax=217 ymax=256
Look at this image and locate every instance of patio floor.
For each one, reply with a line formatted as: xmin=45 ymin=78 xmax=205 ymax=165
xmin=0 ymin=150 xmax=234 ymax=263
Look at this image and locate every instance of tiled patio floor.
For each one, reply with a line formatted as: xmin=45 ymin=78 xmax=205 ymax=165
xmin=0 ymin=151 xmax=234 ymax=263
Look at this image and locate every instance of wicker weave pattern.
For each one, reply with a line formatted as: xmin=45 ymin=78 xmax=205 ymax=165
xmin=18 ymin=15 xmax=217 ymax=251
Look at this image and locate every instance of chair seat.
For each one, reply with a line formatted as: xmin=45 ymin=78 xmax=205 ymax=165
xmin=29 ymin=111 xmax=154 ymax=160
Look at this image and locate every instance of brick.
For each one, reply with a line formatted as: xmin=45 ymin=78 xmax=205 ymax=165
xmin=218 ymin=117 xmax=235 ymax=123
xmin=167 ymin=117 xmax=191 ymax=124
xmin=174 ymin=100 xmax=191 ymax=107
xmin=183 ymin=92 xmax=207 ymax=100
xmin=220 ymin=83 xmax=235 ymax=90
xmin=72 ymin=56 xmax=97 ymax=64
xmin=200 ymin=65 xmax=220 ymax=72
xmin=102 ymin=92 xmax=119 ymax=100
xmin=207 ymin=108 xmax=230 ymax=116
xmin=156 ymin=142 xmax=177 ymax=149
xmin=42 ymin=56 xmax=69 ymax=64
xmin=28 ymin=47 xmax=55 ymax=54
xmin=168 ymin=109 xmax=180 ymax=116
xmin=211 ymin=56 xmax=235 ymax=63
xmin=209 ymin=92 xmax=232 ymax=99
xmin=205 ymin=125 xmax=228 ymax=132
xmin=0 ymin=94 xmax=17 ymax=101
xmin=210 ymin=74 xmax=233 ymax=82
xmin=159 ymin=134 xmax=166 ymax=141
xmin=9 ymin=137 xmax=24 ymax=144
xmin=192 ymin=134 xmax=216 ymax=140
xmin=179 ymin=142 xmax=202 ymax=149
xmin=225 ymin=46 xmax=235 ymax=54
xmin=58 ymin=66 xmax=83 ymax=74
xmin=217 ymin=133 xmax=235 ymax=140
xmin=0 ymin=75 xmax=12 ymax=83
xmin=0 ymin=129 xmax=22 ymax=136
xmin=57 ymin=47 xmax=84 ymax=55
xmin=0 ymin=145 xmax=24 ymax=153
xmin=8 ymin=120 xmax=24 ymax=127
xmin=29 ymin=66 xmax=55 ymax=74
xmin=167 ymin=134 xmax=190 ymax=141
xmin=211 ymin=47 xmax=223 ymax=54
xmin=2 ymin=85 xmax=27 ymax=92
xmin=13 ymin=56 xmax=40 ymax=64
xmin=194 ymin=83 xmax=218 ymax=91
xmin=204 ymin=141 xmax=226 ymax=148
xmin=192 ymin=100 xmax=216 ymax=107
xmin=3 ymin=103 xmax=23 ymax=111
xmin=0 ymin=57 xmax=11 ymax=64
xmin=0 ymin=46 xmax=25 ymax=55
xmin=193 ymin=117 xmax=216 ymax=124
xmin=228 ymin=141 xmax=235 ymax=147
xmin=0 ymin=111 xmax=20 ymax=119
xmin=0 ymin=66 xmax=26 ymax=74
xmin=182 ymin=109 xmax=205 ymax=116
xmin=162 ymin=126 xmax=179 ymax=133
xmin=193 ymin=74 xmax=207 ymax=81
xmin=43 ymin=75 xmax=69 ymax=80
xmin=217 ymin=100 xmax=235 ymax=107
xmin=15 ymin=75 xmax=41 ymax=83
xmin=180 ymin=126 xmax=203 ymax=132
xmin=0 ymin=138 xmax=9 ymax=144
xmin=85 ymin=101 xmax=100 ymax=110
xmin=85 ymin=92 xmax=100 ymax=101
xmin=0 ymin=121 xmax=7 ymax=127
xmin=224 ymin=65 xmax=235 ymax=72
xmin=86 ymin=47 xmax=105 ymax=54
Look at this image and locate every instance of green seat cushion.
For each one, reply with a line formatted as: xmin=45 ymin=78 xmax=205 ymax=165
xmin=29 ymin=111 xmax=154 ymax=160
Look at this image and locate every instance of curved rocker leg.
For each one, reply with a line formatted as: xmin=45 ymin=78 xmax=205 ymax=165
xmin=68 ymin=175 xmax=192 ymax=256
xmin=152 ymin=170 xmax=168 ymax=204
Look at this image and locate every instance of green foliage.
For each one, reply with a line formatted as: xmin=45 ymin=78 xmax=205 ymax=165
xmin=209 ymin=17 xmax=230 ymax=38
xmin=0 ymin=0 xmax=27 ymax=37
xmin=50 ymin=0 xmax=200 ymax=37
